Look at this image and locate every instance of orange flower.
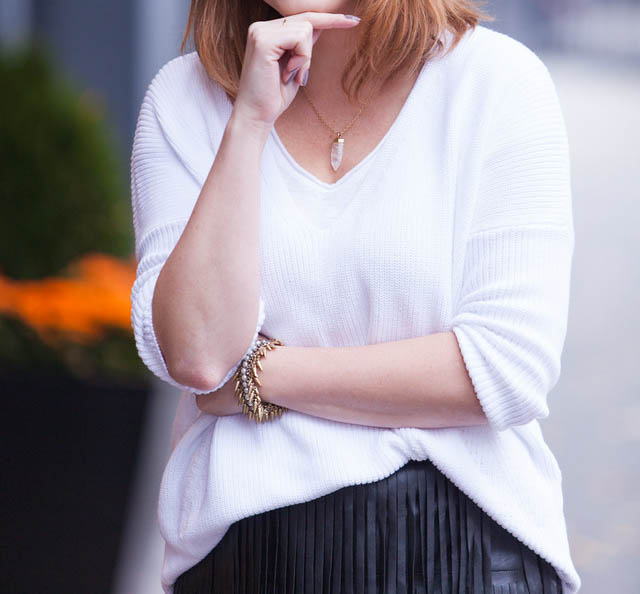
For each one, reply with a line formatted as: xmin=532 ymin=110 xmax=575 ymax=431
xmin=0 ymin=253 xmax=136 ymax=346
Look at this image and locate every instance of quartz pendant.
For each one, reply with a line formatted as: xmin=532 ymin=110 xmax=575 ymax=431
xmin=330 ymin=136 xmax=344 ymax=172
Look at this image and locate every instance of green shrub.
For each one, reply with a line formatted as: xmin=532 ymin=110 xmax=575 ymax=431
xmin=0 ymin=41 xmax=133 ymax=279
xmin=0 ymin=41 xmax=147 ymax=384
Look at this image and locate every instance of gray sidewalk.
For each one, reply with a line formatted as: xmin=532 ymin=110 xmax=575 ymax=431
xmin=540 ymin=52 xmax=640 ymax=594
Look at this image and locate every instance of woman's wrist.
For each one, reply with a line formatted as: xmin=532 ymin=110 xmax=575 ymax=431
xmin=252 ymin=340 xmax=286 ymax=405
xmin=232 ymin=336 xmax=287 ymax=422
xmin=227 ymin=107 xmax=273 ymax=147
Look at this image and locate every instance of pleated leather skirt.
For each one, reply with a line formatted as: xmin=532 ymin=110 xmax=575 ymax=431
xmin=173 ymin=458 xmax=563 ymax=593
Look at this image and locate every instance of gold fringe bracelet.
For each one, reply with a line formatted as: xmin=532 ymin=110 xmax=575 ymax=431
xmin=233 ymin=337 xmax=288 ymax=423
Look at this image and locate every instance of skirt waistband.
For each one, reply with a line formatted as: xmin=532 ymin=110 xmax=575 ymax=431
xmin=174 ymin=457 xmax=563 ymax=593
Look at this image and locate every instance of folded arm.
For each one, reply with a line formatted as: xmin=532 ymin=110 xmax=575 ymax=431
xmin=249 ymin=331 xmax=487 ymax=429
xmin=130 ymin=59 xmax=270 ymax=394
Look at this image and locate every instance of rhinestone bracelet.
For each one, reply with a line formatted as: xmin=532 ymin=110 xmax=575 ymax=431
xmin=233 ymin=337 xmax=287 ymax=423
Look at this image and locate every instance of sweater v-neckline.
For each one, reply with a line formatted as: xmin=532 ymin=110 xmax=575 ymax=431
xmin=270 ymin=58 xmax=428 ymax=191
xmin=267 ymin=58 xmax=429 ymax=234
xmin=270 ymin=118 xmax=380 ymax=192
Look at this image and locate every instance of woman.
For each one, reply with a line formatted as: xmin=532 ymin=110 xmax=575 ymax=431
xmin=130 ymin=1 xmax=581 ymax=592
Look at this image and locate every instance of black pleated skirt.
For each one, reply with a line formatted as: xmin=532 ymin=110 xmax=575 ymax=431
xmin=173 ymin=458 xmax=563 ymax=593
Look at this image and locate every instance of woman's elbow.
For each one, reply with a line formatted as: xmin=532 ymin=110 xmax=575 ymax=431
xmin=167 ymin=361 xmax=220 ymax=393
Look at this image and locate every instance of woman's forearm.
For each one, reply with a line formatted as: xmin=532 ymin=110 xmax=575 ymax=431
xmin=152 ymin=111 xmax=271 ymax=391
xmin=257 ymin=332 xmax=489 ymax=429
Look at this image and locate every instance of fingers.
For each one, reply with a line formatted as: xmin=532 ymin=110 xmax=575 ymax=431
xmin=268 ymin=13 xmax=360 ymax=86
xmin=195 ymin=393 xmax=208 ymax=412
xmin=238 ymin=11 xmax=360 ymax=124
xmin=284 ymin=29 xmax=321 ymax=69
xmin=284 ymin=11 xmax=361 ymax=30
xmin=274 ymin=21 xmax=314 ymax=85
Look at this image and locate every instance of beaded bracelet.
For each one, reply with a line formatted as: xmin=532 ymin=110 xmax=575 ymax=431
xmin=233 ymin=337 xmax=287 ymax=423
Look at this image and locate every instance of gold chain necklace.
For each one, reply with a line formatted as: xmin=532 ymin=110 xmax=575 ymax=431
xmin=299 ymin=84 xmax=376 ymax=172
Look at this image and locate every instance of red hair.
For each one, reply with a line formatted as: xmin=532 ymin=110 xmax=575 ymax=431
xmin=181 ymin=0 xmax=494 ymax=103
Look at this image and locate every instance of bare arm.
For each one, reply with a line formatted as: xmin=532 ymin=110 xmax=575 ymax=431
xmin=194 ymin=331 xmax=488 ymax=429
xmin=152 ymin=114 xmax=269 ymax=391
xmin=149 ymin=12 xmax=359 ymax=391
xmin=250 ymin=332 xmax=488 ymax=429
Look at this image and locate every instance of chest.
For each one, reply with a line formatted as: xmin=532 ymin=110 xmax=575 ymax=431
xmin=259 ymin=118 xmax=455 ymax=345
xmin=255 ymin=68 xmax=491 ymax=346
xmin=272 ymin=70 xmax=422 ymax=186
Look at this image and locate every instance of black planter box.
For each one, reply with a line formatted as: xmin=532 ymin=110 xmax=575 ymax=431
xmin=0 ymin=372 xmax=150 ymax=594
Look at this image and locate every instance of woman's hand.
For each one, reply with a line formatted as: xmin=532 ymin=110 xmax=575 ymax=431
xmin=232 ymin=11 xmax=360 ymax=131
xmin=195 ymin=333 xmax=273 ymax=416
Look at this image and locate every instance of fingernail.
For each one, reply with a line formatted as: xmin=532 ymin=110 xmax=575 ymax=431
xmin=344 ymin=14 xmax=360 ymax=21
xmin=302 ymin=69 xmax=309 ymax=86
xmin=286 ymin=67 xmax=300 ymax=84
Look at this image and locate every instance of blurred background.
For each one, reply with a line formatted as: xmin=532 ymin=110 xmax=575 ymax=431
xmin=0 ymin=0 xmax=637 ymax=592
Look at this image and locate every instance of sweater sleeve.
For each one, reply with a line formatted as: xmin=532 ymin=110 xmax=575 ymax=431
xmin=129 ymin=59 xmax=266 ymax=394
xmin=450 ymin=56 xmax=575 ymax=432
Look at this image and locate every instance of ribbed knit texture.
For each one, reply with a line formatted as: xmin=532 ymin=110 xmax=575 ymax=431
xmin=130 ymin=25 xmax=580 ymax=593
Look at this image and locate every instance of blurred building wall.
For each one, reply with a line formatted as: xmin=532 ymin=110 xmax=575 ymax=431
xmin=0 ymin=0 xmax=31 ymax=45
xmin=29 ymin=0 xmax=135 ymax=160
xmin=2 ymin=0 xmax=191 ymax=165
xmin=487 ymin=0 xmax=640 ymax=64
xmin=113 ymin=3 xmax=190 ymax=593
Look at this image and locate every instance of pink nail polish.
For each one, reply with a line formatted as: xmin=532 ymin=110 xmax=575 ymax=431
xmin=286 ymin=67 xmax=300 ymax=84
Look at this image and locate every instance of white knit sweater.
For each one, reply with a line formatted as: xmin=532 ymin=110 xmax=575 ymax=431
xmin=130 ymin=25 xmax=581 ymax=593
